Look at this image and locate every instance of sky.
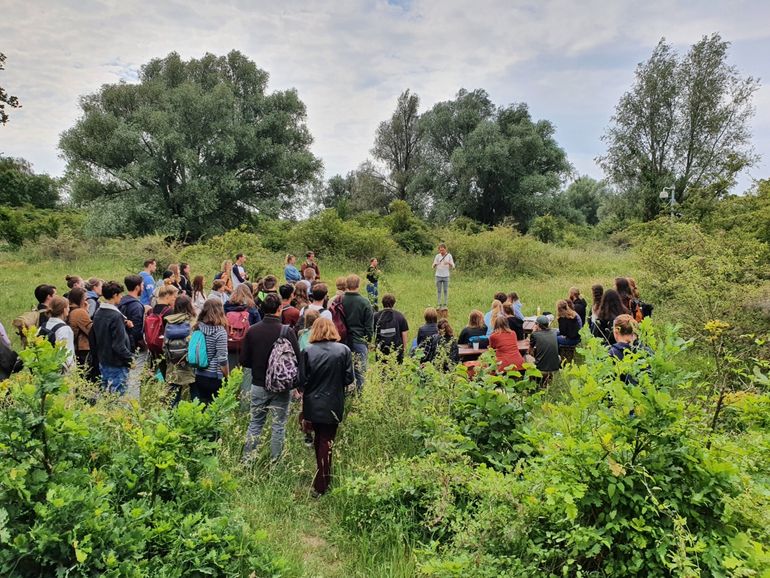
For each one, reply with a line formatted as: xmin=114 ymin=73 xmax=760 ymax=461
xmin=1 ymin=0 xmax=769 ymax=193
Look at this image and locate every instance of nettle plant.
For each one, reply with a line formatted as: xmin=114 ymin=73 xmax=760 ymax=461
xmin=0 ymin=336 xmax=285 ymax=577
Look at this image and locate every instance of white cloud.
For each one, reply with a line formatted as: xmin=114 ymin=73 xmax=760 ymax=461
xmin=1 ymin=0 xmax=768 ymax=193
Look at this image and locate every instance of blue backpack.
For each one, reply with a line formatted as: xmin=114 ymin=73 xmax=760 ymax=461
xmin=187 ymin=330 xmax=209 ymax=369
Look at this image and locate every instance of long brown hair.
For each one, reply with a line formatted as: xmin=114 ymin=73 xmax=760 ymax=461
xmin=193 ymin=275 xmax=205 ymax=298
xmin=68 ymin=287 xmax=87 ymax=308
xmin=557 ymin=299 xmax=577 ymax=319
xmin=173 ymin=294 xmax=197 ymax=318
xmin=468 ymin=310 xmax=485 ymax=329
xmin=196 ymin=298 xmax=228 ymax=328
xmin=493 ymin=314 xmax=511 ymax=334
xmin=437 ymin=318 xmax=454 ymax=338
xmin=230 ymin=284 xmax=256 ymax=309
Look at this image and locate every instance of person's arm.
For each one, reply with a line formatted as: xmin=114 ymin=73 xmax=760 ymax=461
xmin=432 ymin=255 xmax=438 ymax=270
xmin=299 ymin=350 xmax=309 ymax=392
xmin=240 ymin=331 xmax=252 ymax=369
xmin=216 ymin=328 xmax=229 ymax=377
xmin=112 ymin=317 xmax=134 ymax=365
xmin=449 ymin=254 xmax=455 ymax=269
xmin=344 ymin=347 xmax=355 ymax=387
xmin=289 ymin=330 xmax=304 ymax=387
xmin=364 ymin=301 xmax=374 ymax=341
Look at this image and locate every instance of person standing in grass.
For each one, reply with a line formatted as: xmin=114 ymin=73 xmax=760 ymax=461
xmin=301 ymin=251 xmax=321 ymax=281
xmin=139 ymin=259 xmax=156 ymax=307
xmin=365 ymin=258 xmax=381 ymax=310
xmin=300 ymin=317 xmax=354 ymax=497
xmin=192 ymin=275 xmax=207 ymax=313
xmin=164 ymin=295 xmax=197 ymax=405
xmin=179 ymin=262 xmax=193 ymax=297
xmin=284 ymin=255 xmax=302 ymax=283
xmin=90 ymin=281 xmax=133 ymax=394
xmin=40 ymin=296 xmax=75 ymax=371
xmin=341 ymin=274 xmax=374 ymax=392
xmin=232 ymin=253 xmax=249 ymax=291
xmin=432 ymin=243 xmax=455 ymax=308
xmin=279 ymin=284 xmax=301 ymax=329
xmin=191 ymin=299 xmax=229 ymax=405
xmin=242 ymin=293 xmax=303 ymax=462
xmin=373 ymin=293 xmax=409 ymax=363
xmin=568 ymin=287 xmax=587 ymax=326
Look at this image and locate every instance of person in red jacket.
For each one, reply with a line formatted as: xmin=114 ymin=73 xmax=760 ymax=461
xmin=488 ymin=314 xmax=525 ymax=373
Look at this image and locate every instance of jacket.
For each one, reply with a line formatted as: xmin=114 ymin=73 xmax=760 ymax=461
xmin=341 ymin=292 xmax=374 ymax=345
xmin=90 ymin=303 xmax=132 ymax=368
xmin=301 ymin=341 xmax=354 ymax=424
xmin=195 ymin=322 xmax=229 ymax=379
xmin=68 ymin=307 xmax=92 ymax=352
xmin=119 ymin=294 xmax=145 ymax=350
xmin=241 ymin=316 xmax=304 ymax=388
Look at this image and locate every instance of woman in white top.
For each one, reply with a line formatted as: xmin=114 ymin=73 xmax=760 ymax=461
xmin=432 ymin=243 xmax=455 ymax=308
xmin=41 ymin=296 xmax=75 ymax=370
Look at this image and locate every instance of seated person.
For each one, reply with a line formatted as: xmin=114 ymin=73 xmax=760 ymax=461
xmin=529 ymin=315 xmax=560 ymax=374
xmin=591 ymin=289 xmax=628 ymax=345
xmin=484 ymin=299 xmax=506 ymax=337
xmin=503 ymin=303 xmax=525 ymax=340
xmin=568 ymin=287 xmax=587 ymax=326
xmin=458 ymin=310 xmax=488 ymax=345
xmin=421 ymin=319 xmax=459 ymax=371
xmin=556 ymin=299 xmax=582 ymax=347
xmin=416 ymin=307 xmax=439 ymax=348
xmin=488 ymin=315 xmax=525 ymax=372
xmin=506 ymin=292 xmax=525 ymax=321
xmin=609 ymin=314 xmax=651 ymax=360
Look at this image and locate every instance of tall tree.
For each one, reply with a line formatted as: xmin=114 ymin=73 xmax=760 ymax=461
xmin=448 ymin=103 xmax=571 ymax=227
xmin=599 ymin=34 xmax=759 ymax=220
xmin=371 ymin=89 xmax=422 ymax=201
xmin=561 ymin=176 xmax=611 ymax=226
xmin=0 ymin=53 xmax=21 ymax=125
xmin=60 ymin=51 xmax=321 ymax=239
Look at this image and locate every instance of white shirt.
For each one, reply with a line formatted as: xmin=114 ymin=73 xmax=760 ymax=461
xmin=45 ymin=317 xmax=75 ymax=369
xmin=232 ymin=264 xmax=246 ymax=290
xmin=433 ymin=252 xmax=455 ymax=277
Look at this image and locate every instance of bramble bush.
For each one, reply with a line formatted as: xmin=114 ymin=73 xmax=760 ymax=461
xmin=0 ymin=336 xmax=286 ymax=577
xmin=335 ymin=324 xmax=770 ymax=577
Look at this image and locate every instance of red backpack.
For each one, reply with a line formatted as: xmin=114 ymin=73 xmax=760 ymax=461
xmin=328 ymin=298 xmax=348 ymax=342
xmin=226 ymin=309 xmax=250 ymax=352
xmin=144 ymin=306 xmax=171 ymax=355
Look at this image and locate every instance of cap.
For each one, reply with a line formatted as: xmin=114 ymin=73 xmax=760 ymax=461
xmin=536 ymin=315 xmax=550 ymax=328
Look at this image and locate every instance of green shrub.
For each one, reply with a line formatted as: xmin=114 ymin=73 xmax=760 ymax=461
xmin=287 ymin=209 xmax=399 ymax=261
xmin=528 ymin=214 xmax=564 ymax=244
xmin=0 ymin=206 xmax=85 ymax=249
xmin=0 ymin=336 xmax=286 ymax=577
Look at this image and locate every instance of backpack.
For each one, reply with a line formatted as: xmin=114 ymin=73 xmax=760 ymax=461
xmin=265 ymin=326 xmax=299 ymax=393
xmin=164 ymin=321 xmax=192 ymax=365
xmin=328 ymin=298 xmax=348 ymax=342
xmin=226 ymin=309 xmax=250 ymax=352
xmin=187 ymin=330 xmax=209 ymax=369
xmin=375 ymin=310 xmax=400 ymax=350
xmin=38 ymin=321 xmax=66 ymax=346
xmin=87 ymin=295 xmax=101 ymax=318
xmin=144 ymin=306 xmax=171 ymax=355
xmin=640 ymin=301 xmax=654 ymax=319
xmin=0 ymin=339 xmax=22 ymax=380
xmin=12 ymin=310 xmax=41 ymax=347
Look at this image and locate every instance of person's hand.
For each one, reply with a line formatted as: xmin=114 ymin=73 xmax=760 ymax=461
xmin=292 ymin=390 xmax=303 ymax=401
xmin=125 ymin=320 xmax=134 ymax=329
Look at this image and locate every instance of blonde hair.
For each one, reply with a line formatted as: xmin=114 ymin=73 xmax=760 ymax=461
xmin=230 ymin=284 xmax=256 ymax=308
xmin=568 ymin=287 xmax=580 ymax=301
xmin=335 ymin=276 xmax=347 ymax=292
xmin=493 ymin=314 xmax=511 ymax=333
xmin=557 ymin=299 xmax=577 ymax=319
xmin=613 ymin=314 xmax=637 ymax=336
xmin=285 ymin=254 xmax=296 ymax=265
xmin=491 ymin=299 xmax=504 ymax=318
xmin=168 ymin=263 xmax=181 ymax=284
xmin=157 ymin=285 xmax=179 ymax=299
xmin=221 ymin=260 xmax=232 ymax=274
xmin=309 ymin=317 xmax=341 ymax=343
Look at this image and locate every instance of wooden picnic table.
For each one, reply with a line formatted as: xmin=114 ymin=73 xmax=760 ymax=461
xmin=523 ymin=314 xmax=555 ymax=335
xmin=459 ymin=339 xmax=530 ymax=361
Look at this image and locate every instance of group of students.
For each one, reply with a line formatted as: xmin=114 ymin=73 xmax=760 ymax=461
xmin=1 ymin=254 xmax=381 ymax=497
xmin=367 ymin=276 xmax=651 ymax=381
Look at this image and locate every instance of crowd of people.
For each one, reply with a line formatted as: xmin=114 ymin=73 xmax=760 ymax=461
xmin=0 ymin=244 xmax=651 ymax=497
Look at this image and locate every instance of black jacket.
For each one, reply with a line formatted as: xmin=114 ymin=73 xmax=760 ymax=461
xmin=241 ymin=316 xmax=303 ymax=388
xmin=90 ymin=304 xmax=133 ymax=367
xmin=179 ymin=274 xmax=193 ymax=297
xmin=301 ymin=341 xmax=354 ymax=424
xmin=591 ymin=318 xmax=616 ymax=345
xmin=118 ymin=295 xmax=145 ymax=351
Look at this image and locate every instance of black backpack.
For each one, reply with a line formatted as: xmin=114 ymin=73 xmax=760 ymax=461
xmin=0 ymin=339 xmax=22 ymax=380
xmin=375 ymin=310 xmax=401 ymax=350
xmin=38 ymin=321 xmax=67 ymax=346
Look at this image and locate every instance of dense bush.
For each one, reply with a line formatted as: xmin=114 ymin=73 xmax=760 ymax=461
xmin=336 ymin=325 xmax=770 ymax=577
xmin=0 ymin=337 xmax=286 ymax=577
xmin=287 ymin=209 xmax=399 ymax=261
xmin=0 ymin=207 xmax=84 ymax=248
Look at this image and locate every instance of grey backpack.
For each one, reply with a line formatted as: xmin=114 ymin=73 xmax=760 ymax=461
xmin=265 ymin=326 xmax=299 ymax=392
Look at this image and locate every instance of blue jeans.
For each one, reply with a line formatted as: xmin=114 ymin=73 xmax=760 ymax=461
xmin=100 ymin=364 xmax=129 ymax=395
xmin=350 ymin=341 xmax=369 ymax=392
xmin=366 ymin=282 xmax=378 ymax=307
xmin=557 ymin=335 xmax=581 ymax=347
xmin=243 ymin=386 xmax=292 ymax=461
xmin=435 ymin=276 xmax=449 ymax=307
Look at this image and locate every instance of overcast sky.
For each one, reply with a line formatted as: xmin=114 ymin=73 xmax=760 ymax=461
xmin=1 ymin=0 xmax=769 ymax=193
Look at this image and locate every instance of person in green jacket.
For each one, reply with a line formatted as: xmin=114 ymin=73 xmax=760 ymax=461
xmin=340 ymin=274 xmax=374 ymax=392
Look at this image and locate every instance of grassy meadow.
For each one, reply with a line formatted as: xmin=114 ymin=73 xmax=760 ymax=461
xmin=0 ymin=237 xmax=642 ymax=577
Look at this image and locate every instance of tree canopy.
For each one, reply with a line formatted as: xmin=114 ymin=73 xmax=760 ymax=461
xmin=321 ymin=88 xmax=571 ymax=229
xmin=60 ymin=50 xmax=321 ymax=239
xmin=0 ymin=156 xmax=59 ymax=208
xmin=599 ymin=34 xmax=759 ymax=221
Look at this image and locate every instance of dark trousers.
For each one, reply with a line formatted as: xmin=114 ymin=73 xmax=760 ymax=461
xmin=312 ymin=422 xmax=339 ymax=494
xmin=191 ymin=374 xmax=222 ymax=405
